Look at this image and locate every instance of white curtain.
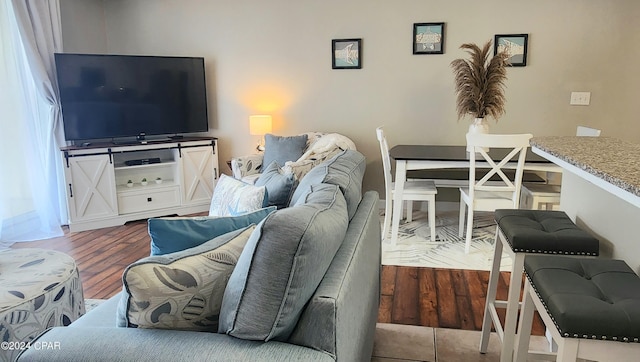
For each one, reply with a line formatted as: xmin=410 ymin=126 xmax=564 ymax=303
xmin=0 ymin=0 xmax=66 ymax=246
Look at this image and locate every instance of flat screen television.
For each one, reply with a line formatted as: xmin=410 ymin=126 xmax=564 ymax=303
xmin=54 ymin=53 xmax=209 ymax=142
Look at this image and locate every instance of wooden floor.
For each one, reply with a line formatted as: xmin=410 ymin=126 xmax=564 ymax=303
xmin=10 ymin=219 xmax=543 ymax=335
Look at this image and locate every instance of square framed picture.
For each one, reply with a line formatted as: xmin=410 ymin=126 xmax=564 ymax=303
xmin=332 ymin=38 xmax=362 ymax=69
xmin=494 ymin=34 xmax=529 ymax=67
xmin=413 ymin=22 xmax=445 ymax=54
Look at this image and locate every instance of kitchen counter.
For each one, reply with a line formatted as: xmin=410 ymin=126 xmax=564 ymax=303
xmin=531 ymin=136 xmax=640 ymax=197
xmin=530 ymin=136 xmax=640 ymax=272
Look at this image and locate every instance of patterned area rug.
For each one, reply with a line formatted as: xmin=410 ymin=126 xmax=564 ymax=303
xmin=382 ymin=209 xmax=512 ymax=271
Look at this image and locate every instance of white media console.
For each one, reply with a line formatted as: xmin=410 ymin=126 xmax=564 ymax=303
xmin=60 ymin=137 xmax=218 ymax=232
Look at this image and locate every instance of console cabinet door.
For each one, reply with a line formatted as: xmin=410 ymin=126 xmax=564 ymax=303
xmin=65 ymin=154 xmax=118 ymax=222
xmin=179 ymin=145 xmax=218 ymax=205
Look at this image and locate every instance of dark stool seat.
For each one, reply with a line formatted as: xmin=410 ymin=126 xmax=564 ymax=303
xmin=525 ymin=255 xmax=640 ymax=341
xmin=480 ymin=209 xmax=600 ymax=360
xmin=515 ymin=255 xmax=640 ymax=361
xmin=495 ymin=209 xmax=599 ymax=255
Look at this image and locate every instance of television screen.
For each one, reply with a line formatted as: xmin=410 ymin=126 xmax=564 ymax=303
xmin=54 ymin=53 xmax=209 ymax=142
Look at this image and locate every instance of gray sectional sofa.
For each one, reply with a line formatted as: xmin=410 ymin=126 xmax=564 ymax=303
xmin=18 ymin=150 xmax=382 ymax=362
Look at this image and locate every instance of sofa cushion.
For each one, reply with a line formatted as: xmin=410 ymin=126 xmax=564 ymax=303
xmin=209 ymin=174 xmax=268 ymax=217
xmin=117 ymin=226 xmax=255 ymax=332
xmin=148 ymin=206 xmax=276 ymax=255
xmin=255 ymin=161 xmax=297 ymax=209
xmin=290 ymin=149 xmax=366 ymax=220
xmin=219 ymin=183 xmax=348 ymax=341
xmin=262 ymin=133 xmax=308 ymax=168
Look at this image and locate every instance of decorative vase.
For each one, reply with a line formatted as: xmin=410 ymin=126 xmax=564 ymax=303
xmin=467 ymin=118 xmax=490 ymax=152
xmin=468 ymin=118 xmax=489 ymax=135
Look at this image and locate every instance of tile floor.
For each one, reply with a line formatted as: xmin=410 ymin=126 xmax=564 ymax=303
xmin=371 ymin=323 xmax=550 ymax=362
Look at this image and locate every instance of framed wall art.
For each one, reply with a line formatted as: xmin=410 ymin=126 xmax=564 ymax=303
xmin=413 ymin=22 xmax=445 ymax=54
xmin=332 ymin=38 xmax=362 ymax=69
xmin=494 ymin=34 xmax=528 ymax=67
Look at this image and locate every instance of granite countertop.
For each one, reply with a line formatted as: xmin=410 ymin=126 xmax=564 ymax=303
xmin=530 ymin=136 xmax=640 ymax=198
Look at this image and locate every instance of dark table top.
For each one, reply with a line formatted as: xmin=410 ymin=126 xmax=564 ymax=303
xmin=389 ymin=145 xmax=551 ymax=163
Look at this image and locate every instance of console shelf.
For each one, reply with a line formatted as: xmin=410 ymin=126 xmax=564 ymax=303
xmin=61 ymin=137 xmax=218 ymax=232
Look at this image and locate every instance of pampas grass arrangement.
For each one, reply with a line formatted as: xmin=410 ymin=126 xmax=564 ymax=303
xmin=450 ymin=40 xmax=510 ymax=121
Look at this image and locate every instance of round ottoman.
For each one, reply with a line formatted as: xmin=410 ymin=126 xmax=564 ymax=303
xmin=0 ymin=249 xmax=84 ymax=362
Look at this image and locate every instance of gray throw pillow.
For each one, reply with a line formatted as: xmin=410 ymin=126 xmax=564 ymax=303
xmin=218 ymin=183 xmax=348 ymax=341
xmin=262 ymin=133 xmax=308 ymax=168
xmin=290 ymin=149 xmax=366 ymax=219
xmin=117 ymin=226 xmax=255 ymax=332
xmin=255 ymin=161 xmax=297 ymax=209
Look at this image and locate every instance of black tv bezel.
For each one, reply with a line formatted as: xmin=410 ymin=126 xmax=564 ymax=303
xmin=54 ymin=53 xmax=209 ymax=143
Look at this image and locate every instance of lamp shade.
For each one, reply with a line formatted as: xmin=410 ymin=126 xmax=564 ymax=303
xmin=249 ymin=115 xmax=273 ymax=135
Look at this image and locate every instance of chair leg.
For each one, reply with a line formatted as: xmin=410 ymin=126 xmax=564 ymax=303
xmin=382 ymin=197 xmax=392 ymax=240
xmin=531 ymin=197 xmax=540 ymax=210
xmin=458 ymin=200 xmax=466 ymax=238
xmin=480 ymin=228 xmax=504 ymax=353
xmin=406 ymin=201 xmax=413 ymax=223
xmin=501 ymin=253 xmax=526 ymax=362
xmin=429 ymin=197 xmax=436 ymax=241
xmin=465 ymin=206 xmax=474 ymax=254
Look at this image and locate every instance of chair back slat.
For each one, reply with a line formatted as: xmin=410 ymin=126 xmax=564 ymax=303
xmin=376 ymin=127 xmax=393 ymax=202
xmin=466 ymin=133 xmax=533 ymax=208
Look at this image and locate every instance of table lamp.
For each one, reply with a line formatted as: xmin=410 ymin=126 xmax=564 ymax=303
xmin=249 ymin=115 xmax=272 ymax=152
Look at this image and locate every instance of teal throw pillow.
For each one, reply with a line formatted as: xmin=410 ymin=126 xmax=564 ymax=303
xmin=148 ymin=206 xmax=276 ymax=255
xmin=262 ymin=133 xmax=308 ymax=168
xmin=255 ymin=161 xmax=297 ymax=209
xmin=117 ymin=226 xmax=255 ymax=331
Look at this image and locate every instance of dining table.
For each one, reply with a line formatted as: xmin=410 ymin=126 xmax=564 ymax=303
xmin=387 ymin=145 xmax=561 ymax=245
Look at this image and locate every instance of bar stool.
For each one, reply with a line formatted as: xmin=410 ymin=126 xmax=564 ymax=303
xmin=479 ymin=209 xmax=599 ymax=362
xmin=515 ymin=255 xmax=640 ymax=362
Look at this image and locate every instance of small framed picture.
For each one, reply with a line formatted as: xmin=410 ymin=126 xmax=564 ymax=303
xmin=332 ymin=38 xmax=362 ymax=69
xmin=494 ymin=34 xmax=529 ymax=67
xmin=413 ymin=22 xmax=445 ymax=54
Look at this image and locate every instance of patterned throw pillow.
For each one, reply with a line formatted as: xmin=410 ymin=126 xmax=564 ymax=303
xmin=209 ymin=174 xmax=268 ymax=216
xmin=255 ymin=161 xmax=297 ymax=209
xmin=117 ymin=226 xmax=255 ymax=331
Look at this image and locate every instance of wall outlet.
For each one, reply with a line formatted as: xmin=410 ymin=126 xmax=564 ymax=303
xmin=570 ymin=91 xmax=591 ymax=106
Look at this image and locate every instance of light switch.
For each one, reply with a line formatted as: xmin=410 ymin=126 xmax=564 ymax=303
xmin=570 ymin=92 xmax=591 ymax=106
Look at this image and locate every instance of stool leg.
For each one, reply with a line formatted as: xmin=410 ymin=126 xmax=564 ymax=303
xmin=556 ymin=339 xmax=578 ymax=362
xmin=429 ymin=197 xmax=436 ymax=241
xmin=514 ymin=279 xmax=535 ymax=362
xmin=500 ymin=253 xmax=525 ymax=362
xmin=480 ymin=228 xmax=504 ymax=353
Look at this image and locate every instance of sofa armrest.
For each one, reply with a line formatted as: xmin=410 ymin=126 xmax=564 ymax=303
xmin=230 ymin=154 xmax=264 ymax=179
xmin=17 ymin=327 xmax=333 ymax=362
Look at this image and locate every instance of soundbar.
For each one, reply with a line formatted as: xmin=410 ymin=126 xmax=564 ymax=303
xmin=124 ymin=158 xmax=161 ymax=166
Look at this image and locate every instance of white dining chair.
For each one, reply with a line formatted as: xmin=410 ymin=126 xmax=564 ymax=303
xmin=520 ymin=125 xmax=602 ymax=210
xmin=459 ymin=133 xmax=532 ymax=254
xmin=576 ymin=125 xmax=602 ymax=137
xmin=376 ymin=127 xmax=438 ymax=242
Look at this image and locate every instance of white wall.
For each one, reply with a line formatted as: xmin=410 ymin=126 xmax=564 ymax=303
xmin=59 ymin=0 xmax=640 ymax=195
xmin=60 ymin=0 xmax=107 ymax=53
